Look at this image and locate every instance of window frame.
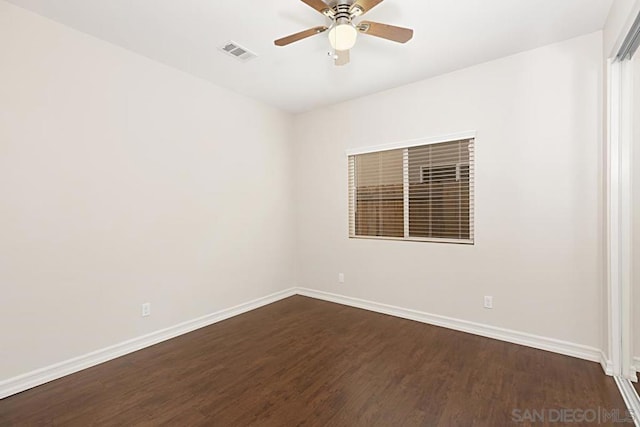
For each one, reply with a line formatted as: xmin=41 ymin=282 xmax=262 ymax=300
xmin=347 ymin=132 xmax=475 ymax=245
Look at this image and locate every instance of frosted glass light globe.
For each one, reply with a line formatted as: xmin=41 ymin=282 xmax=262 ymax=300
xmin=328 ymin=23 xmax=358 ymax=50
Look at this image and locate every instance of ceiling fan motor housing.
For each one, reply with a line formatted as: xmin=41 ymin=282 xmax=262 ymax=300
xmin=332 ymin=2 xmax=353 ymax=24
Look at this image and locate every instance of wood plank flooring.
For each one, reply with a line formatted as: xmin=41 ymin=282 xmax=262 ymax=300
xmin=0 ymin=296 xmax=626 ymax=426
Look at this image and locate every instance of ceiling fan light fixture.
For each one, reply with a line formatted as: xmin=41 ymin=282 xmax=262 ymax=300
xmin=328 ymin=23 xmax=358 ymax=51
xmin=274 ymin=0 xmax=414 ymax=66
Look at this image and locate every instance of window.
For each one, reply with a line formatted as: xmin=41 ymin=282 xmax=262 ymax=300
xmin=348 ymin=136 xmax=474 ymax=244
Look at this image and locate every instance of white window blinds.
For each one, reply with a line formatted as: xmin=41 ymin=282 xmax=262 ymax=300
xmin=348 ymin=137 xmax=474 ymax=244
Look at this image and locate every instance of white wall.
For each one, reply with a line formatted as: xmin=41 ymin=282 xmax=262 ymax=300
xmin=0 ymin=1 xmax=294 ymax=381
xmin=294 ymin=32 xmax=604 ymax=349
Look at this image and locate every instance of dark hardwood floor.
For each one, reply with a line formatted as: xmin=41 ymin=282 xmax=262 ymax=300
xmin=0 ymin=296 xmax=626 ymax=426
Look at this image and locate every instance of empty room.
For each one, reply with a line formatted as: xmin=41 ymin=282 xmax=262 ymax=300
xmin=3 ymin=0 xmax=640 ymax=425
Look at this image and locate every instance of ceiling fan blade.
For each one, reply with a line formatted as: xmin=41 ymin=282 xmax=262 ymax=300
xmin=274 ymin=26 xmax=328 ymax=46
xmin=357 ymin=21 xmax=413 ymax=43
xmin=350 ymin=0 xmax=384 ymax=15
xmin=334 ymin=50 xmax=350 ymax=66
xmin=300 ymin=0 xmax=332 ymax=15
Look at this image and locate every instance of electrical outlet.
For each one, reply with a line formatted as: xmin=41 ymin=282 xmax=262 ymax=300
xmin=484 ymin=296 xmax=493 ymax=309
xmin=142 ymin=303 xmax=151 ymax=317
xmin=338 ymin=273 xmax=345 ymax=283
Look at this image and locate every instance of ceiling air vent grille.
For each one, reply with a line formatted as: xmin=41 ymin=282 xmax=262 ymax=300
xmin=219 ymin=41 xmax=257 ymax=62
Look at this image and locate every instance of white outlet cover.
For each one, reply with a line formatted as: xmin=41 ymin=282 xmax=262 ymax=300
xmin=483 ymin=296 xmax=493 ymax=309
xmin=338 ymin=273 xmax=345 ymax=283
xmin=142 ymin=303 xmax=151 ymax=317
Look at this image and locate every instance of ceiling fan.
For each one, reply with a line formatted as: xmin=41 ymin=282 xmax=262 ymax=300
xmin=274 ymin=0 xmax=413 ymax=66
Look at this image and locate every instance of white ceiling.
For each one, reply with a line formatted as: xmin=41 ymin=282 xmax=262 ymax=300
xmin=6 ymin=0 xmax=613 ymax=113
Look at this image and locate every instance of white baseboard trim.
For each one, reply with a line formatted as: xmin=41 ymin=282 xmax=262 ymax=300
xmin=0 ymin=288 xmax=296 ymax=400
xmin=602 ymin=352 xmax=614 ymax=376
xmin=296 ymin=287 xmax=607 ymax=370
xmin=630 ymin=357 xmax=640 ymax=382
xmin=0 ymin=286 xmax=613 ymax=400
xmin=614 ymin=376 xmax=640 ymax=426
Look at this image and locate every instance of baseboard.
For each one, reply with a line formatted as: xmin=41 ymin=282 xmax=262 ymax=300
xmin=0 ymin=288 xmax=296 ymax=399
xmin=631 ymin=357 xmax=640 ymax=381
xmin=602 ymin=352 xmax=614 ymax=376
xmin=0 ymin=286 xmax=612 ymax=400
xmin=296 ymin=287 xmax=607 ymax=370
xmin=614 ymin=376 xmax=640 ymax=426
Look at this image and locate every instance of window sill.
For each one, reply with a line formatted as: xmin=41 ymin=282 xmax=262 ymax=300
xmin=349 ymin=235 xmax=474 ymax=245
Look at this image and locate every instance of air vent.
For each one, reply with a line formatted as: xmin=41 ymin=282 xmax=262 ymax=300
xmin=219 ymin=41 xmax=257 ymax=62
